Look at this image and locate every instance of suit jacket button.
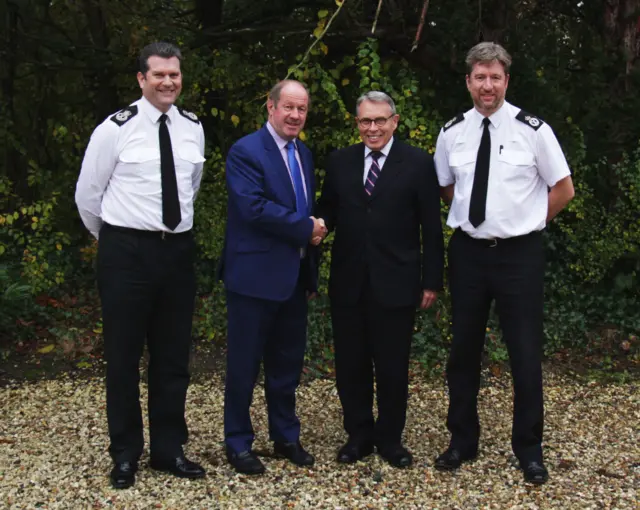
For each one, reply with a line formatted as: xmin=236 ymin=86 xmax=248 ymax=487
xmin=367 ymin=207 xmax=371 ymax=213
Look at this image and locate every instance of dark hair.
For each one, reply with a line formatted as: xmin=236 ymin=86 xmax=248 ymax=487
xmin=138 ymin=42 xmax=182 ymax=74
xmin=268 ymin=80 xmax=310 ymax=106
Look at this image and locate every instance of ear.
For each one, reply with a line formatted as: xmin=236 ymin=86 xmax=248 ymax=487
xmin=137 ymin=72 xmax=145 ymax=89
xmin=267 ymin=99 xmax=274 ymax=115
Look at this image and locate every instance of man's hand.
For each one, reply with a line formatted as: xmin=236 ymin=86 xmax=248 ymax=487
xmin=420 ymin=290 xmax=438 ymax=309
xmin=310 ymin=217 xmax=328 ymax=246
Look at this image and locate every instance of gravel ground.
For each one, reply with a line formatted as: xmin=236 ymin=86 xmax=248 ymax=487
xmin=1 ymin=370 xmax=638 ymax=509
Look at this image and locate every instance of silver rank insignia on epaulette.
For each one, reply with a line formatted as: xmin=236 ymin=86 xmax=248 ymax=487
xmin=443 ymin=113 xmax=465 ymax=132
xmin=516 ymin=110 xmax=544 ymax=131
xmin=178 ymin=107 xmax=200 ymax=124
xmin=110 ymin=105 xmax=138 ymax=126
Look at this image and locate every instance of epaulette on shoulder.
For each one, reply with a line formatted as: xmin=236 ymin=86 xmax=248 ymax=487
xmin=178 ymin=107 xmax=200 ymax=124
xmin=516 ymin=110 xmax=544 ymax=131
xmin=443 ymin=113 xmax=465 ymax=132
xmin=110 ymin=105 xmax=138 ymax=126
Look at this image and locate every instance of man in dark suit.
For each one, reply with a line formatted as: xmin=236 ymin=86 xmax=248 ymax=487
xmin=219 ymin=80 xmax=326 ymax=475
xmin=316 ymin=91 xmax=444 ymax=468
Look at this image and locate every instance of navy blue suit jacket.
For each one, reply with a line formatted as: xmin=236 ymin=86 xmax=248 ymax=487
xmin=220 ymin=125 xmax=318 ymax=301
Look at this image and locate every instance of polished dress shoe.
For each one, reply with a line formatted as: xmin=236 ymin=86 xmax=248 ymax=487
xmin=434 ymin=447 xmax=477 ymax=471
xmin=337 ymin=439 xmax=374 ymax=464
xmin=226 ymin=447 xmax=265 ymax=475
xmin=522 ymin=460 xmax=549 ymax=485
xmin=378 ymin=444 xmax=413 ymax=468
xmin=149 ymin=455 xmax=206 ymax=479
xmin=110 ymin=461 xmax=137 ymax=489
xmin=274 ymin=441 xmax=315 ymax=466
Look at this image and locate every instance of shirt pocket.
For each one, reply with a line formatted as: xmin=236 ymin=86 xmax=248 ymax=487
xmin=497 ymin=150 xmax=537 ymax=185
xmin=449 ymin=150 xmax=477 ymax=172
xmin=118 ymin=148 xmax=161 ymax=185
xmin=448 ymin=150 xmax=477 ymax=193
xmin=178 ymin=144 xmax=206 ymax=165
xmin=119 ymin=148 xmax=160 ymax=164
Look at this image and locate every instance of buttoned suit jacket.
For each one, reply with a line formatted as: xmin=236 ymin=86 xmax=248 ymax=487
xmin=219 ymin=125 xmax=318 ymax=301
xmin=317 ymin=140 xmax=444 ymax=307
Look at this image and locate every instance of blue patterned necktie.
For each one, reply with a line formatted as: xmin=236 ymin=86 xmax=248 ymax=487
xmin=364 ymin=151 xmax=383 ymax=195
xmin=286 ymin=141 xmax=307 ymax=214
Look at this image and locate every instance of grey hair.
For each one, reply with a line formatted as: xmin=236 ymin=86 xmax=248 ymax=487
xmin=138 ymin=42 xmax=182 ymax=74
xmin=465 ymin=42 xmax=512 ymax=73
xmin=268 ymin=80 xmax=310 ymax=106
xmin=355 ymin=91 xmax=396 ymax=116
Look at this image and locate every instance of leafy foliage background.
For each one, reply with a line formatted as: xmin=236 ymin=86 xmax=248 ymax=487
xmin=1 ymin=0 xmax=638 ymax=372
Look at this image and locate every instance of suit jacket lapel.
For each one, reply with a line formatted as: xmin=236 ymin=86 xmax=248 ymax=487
xmin=370 ymin=140 xmax=403 ymax=201
xmin=260 ymin=126 xmax=296 ymax=207
xmin=350 ymin=143 xmax=368 ymax=203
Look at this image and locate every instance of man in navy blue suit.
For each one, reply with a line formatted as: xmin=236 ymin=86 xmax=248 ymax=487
xmin=219 ymin=80 xmax=326 ymax=475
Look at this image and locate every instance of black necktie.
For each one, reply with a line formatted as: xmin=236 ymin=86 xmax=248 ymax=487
xmin=159 ymin=114 xmax=181 ymax=230
xmin=469 ymin=117 xmax=491 ymax=228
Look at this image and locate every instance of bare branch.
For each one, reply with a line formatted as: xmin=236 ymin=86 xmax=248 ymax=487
xmin=371 ymin=0 xmax=384 ymax=34
xmin=411 ymin=0 xmax=430 ymax=52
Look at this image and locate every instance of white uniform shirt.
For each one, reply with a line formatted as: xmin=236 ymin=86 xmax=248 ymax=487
xmin=434 ymin=101 xmax=571 ymax=239
xmin=363 ymin=137 xmax=394 ymax=183
xmin=75 ymin=96 xmax=206 ymax=238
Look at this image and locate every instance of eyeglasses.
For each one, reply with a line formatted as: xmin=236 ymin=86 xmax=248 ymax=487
xmin=357 ymin=115 xmax=395 ymax=128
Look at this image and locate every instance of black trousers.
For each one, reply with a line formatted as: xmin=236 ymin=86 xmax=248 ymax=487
xmin=331 ymin=280 xmax=416 ymax=448
xmin=97 ymin=224 xmax=196 ymax=463
xmin=446 ymin=229 xmax=545 ymax=463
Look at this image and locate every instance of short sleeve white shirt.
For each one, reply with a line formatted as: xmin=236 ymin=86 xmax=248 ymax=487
xmin=75 ymin=96 xmax=206 ymax=238
xmin=433 ymin=101 xmax=571 ymax=239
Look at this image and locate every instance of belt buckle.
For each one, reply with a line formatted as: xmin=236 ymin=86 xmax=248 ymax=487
xmin=489 ymin=238 xmax=498 ymax=248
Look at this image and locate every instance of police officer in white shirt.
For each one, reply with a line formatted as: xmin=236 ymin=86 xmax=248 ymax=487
xmin=433 ymin=42 xmax=575 ymax=485
xmin=75 ymin=42 xmax=206 ymax=489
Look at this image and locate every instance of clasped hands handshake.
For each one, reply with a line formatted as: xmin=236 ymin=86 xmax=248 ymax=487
xmin=310 ymin=217 xmax=328 ymax=246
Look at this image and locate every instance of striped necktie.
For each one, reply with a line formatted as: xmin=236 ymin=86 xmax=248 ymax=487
xmin=364 ymin=151 xmax=382 ymax=195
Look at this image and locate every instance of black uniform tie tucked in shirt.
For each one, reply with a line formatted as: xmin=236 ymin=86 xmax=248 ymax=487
xmin=469 ymin=117 xmax=491 ymax=228
xmin=159 ymin=114 xmax=181 ymax=230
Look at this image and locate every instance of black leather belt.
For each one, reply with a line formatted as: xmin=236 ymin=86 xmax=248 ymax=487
xmin=103 ymin=222 xmax=191 ymax=240
xmin=457 ymin=229 xmax=539 ymax=247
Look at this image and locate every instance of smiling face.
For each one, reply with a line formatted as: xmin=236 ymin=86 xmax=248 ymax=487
xmin=267 ymin=82 xmax=309 ymax=141
xmin=137 ymin=55 xmax=182 ymax=112
xmin=466 ymin=60 xmax=509 ymax=116
xmin=356 ymin=99 xmax=399 ymax=151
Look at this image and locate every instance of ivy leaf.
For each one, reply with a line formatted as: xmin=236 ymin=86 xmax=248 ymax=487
xmin=318 ymin=9 xmax=329 ymax=19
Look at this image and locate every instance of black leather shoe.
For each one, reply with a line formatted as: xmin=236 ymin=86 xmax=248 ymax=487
xmin=434 ymin=447 xmax=477 ymax=471
xmin=378 ymin=444 xmax=413 ymax=468
xmin=110 ymin=461 xmax=137 ymax=489
xmin=274 ymin=441 xmax=315 ymax=467
xmin=337 ymin=439 xmax=374 ymax=464
xmin=522 ymin=461 xmax=549 ymax=485
xmin=226 ymin=447 xmax=265 ymax=475
xmin=149 ymin=455 xmax=206 ymax=479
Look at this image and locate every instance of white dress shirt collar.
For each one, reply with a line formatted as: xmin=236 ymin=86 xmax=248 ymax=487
xmin=364 ymin=136 xmax=394 ymax=159
xmin=266 ymin=121 xmax=298 ymax=151
xmin=138 ymin=96 xmax=177 ymax=124
xmin=469 ymin=101 xmax=509 ymax=129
